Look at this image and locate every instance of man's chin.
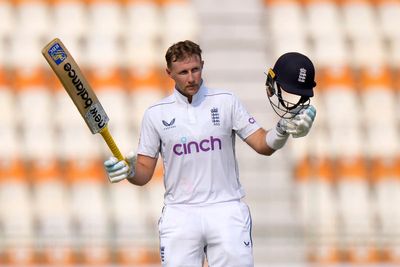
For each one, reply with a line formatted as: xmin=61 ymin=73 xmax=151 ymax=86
xmin=186 ymin=86 xmax=199 ymax=93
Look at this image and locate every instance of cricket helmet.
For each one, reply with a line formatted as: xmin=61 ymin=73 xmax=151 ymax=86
xmin=266 ymin=52 xmax=316 ymax=118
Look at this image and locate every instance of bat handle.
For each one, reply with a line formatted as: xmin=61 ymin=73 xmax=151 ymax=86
xmin=100 ymin=126 xmax=124 ymax=161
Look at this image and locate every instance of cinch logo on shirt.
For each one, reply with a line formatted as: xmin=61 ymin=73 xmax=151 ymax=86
xmin=173 ymin=136 xmax=222 ymax=156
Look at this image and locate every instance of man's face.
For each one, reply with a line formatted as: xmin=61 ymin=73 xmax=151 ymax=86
xmin=166 ymin=55 xmax=203 ymax=101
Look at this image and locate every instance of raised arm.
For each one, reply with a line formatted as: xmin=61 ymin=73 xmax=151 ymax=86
xmin=245 ymin=105 xmax=316 ymax=156
xmin=244 ymin=128 xmax=276 ymax=156
xmin=104 ymin=152 xmax=158 ymax=186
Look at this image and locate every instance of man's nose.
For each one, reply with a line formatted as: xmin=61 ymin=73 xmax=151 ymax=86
xmin=188 ymin=72 xmax=194 ymax=82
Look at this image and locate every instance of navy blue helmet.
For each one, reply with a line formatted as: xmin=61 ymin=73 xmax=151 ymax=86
xmin=266 ymin=52 xmax=316 ymax=118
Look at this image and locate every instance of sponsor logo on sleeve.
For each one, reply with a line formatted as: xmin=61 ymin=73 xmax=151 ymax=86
xmin=248 ymin=117 xmax=255 ymax=124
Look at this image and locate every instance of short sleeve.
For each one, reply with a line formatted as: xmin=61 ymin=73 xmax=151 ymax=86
xmin=137 ymin=109 xmax=160 ymax=158
xmin=232 ymin=94 xmax=261 ymax=140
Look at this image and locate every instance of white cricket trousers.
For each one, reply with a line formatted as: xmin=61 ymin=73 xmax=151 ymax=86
xmin=158 ymin=200 xmax=254 ymax=267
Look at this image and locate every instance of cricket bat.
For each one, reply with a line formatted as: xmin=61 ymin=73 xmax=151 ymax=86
xmin=42 ymin=38 xmax=125 ymax=162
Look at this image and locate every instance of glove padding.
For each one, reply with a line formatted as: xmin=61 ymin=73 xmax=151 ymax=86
xmin=104 ymin=151 xmax=136 ymax=183
xmin=277 ymin=105 xmax=316 ymax=138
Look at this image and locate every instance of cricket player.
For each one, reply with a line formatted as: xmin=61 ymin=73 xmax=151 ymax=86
xmin=104 ymin=40 xmax=316 ymax=266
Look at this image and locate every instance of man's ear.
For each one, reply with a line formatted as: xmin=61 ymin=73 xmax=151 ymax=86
xmin=166 ymin=68 xmax=171 ymax=77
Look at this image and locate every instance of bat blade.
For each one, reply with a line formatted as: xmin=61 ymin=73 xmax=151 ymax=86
xmin=42 ymin=38 xmax=108 ymax=134
xmin=42 ymin=38 xmax=124 ymax=161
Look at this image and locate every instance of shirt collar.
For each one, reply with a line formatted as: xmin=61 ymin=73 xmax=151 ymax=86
xmin=174 ymin=81 xmax=207 ymax=106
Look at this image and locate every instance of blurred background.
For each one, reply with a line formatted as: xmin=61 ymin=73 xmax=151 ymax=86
xmin=0 ymin=0 xmax=399 ymax=266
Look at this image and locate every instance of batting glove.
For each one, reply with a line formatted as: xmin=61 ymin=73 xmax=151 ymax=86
xmin=285 ymin=105 xmax=316 ymax=138
xmin=276 ymin=118 xmax=293 ymax=136
xmin=104 ymin=151 xmax=136 ymax=183
xmin=266 ymin=119 xmax=291 ymax=151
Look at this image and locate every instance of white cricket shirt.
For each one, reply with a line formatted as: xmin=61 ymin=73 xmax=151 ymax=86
xmin=137 ymin=84 xmax=261 ymax=205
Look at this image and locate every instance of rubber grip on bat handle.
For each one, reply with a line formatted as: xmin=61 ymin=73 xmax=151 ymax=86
xmin=100 ymin=127 xmax=124 ymax=161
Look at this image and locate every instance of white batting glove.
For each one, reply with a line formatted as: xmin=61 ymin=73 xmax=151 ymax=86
xmin=104 ymin=151 xmax=136 ymax=183
xmin=285 ymin=105 xmax=316 ymax=138
xmin=276 ymin=118 xmax=293 ymax=136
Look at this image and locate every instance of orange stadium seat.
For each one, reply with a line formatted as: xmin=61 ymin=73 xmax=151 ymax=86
xmin=0 ymin=69 xmax=20 ymax=160
xmin=340 ymin=0 xmax=380 ymax=40
xmin=295 ymin=157 xmax=340 ymax=264
xmin=116 ymin=246 xmax=157 ymax=266
xmin=195 ymin=0 xmax=265 ymax=50
xmin=125 ymin=35 xmax=162 ymax=70
xmin=160 ymin=0 xmax=200 ymax=53
xmin=51 ymin=72 xmax=101 ymax=161
xmin=109 ymin=179 xmax=155 ymax=266
xmin=351 ymin=36 xmax=387 ymax=68
xmin=265 ymin=0 xmax=305 ymax=39
xmin=108 ymin=178 xmax=148 ymax=239
xmin=0 ymin=38 xmax=6 ymax=66
xmin=271 ymin=38 xmax=310 ymax=63
xmin=308 ymin=73 xmax=333 ymax=160
xmin=14 ymin=67 xmax=57 ymax=161
xmin=0 ymin=159 xmax=35 ymax=266
xmin=387 ymin=37 xmax=400 ymax=69
xmin=124 ymin=0 xmax=163 ymax=69
xmin=127 ymin=67 xmax=165 ymax=131
xmin=312 ymin=35 xmax=349 ymax=69
xmin=85 ymin=0 xmax=125 ymax=89
xmin=396 ymin=69 xmax=400 ymax=104
xmin=51 ymin=0 xmax=88 ymax=41
xmin=0 ymin=0 xmax=14 ymax=38
xmin=376 ymin=0 xmax=400 ymax=41
xmin=304 ymin=0 xmax=343 ymax=40
xmin=321 ymin=66 xmax=364 ymax=158
xmin=295 ymin=157 xmax=313 ymax=228
xmin=304 ymin=0 xmax=348 ymax=68
xmin=144 ymin=161 xmax=165 ymax=225
xmin=265 ymin=0 xmax=310 ymax=58
xmin=341 ymin=0 xmax=387 ymax=68
xmin=125 ymin=0 xmax=161 ymax=39
xmin=89 ymin=68 xmax=132 ymax=156
xmin=66 ymin=159 xmax=111 ymax=265
xmin=13 ymin=0 xmax=51 ymax=39
xmin=86 ymin=0 xmax=124 ymax=37
xmin=336 ymin=156 xmax=378 ymax=264
xmin=371 ymin=157 xmax=400 ymax=263
xmin=85 ymin=34 xmax=123 ymax=69
xmin=359 ymin=65 xmax=398 ymax=158
xmin=31 ymin=159 xmax=75 ymax=266
xmin=9 ymin=33 xmax=44 ymax=69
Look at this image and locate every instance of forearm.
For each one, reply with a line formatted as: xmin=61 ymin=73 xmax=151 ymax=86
xmin=127 ymin=154 xmax=157 ymax=186
xmin=127 ymin=163 xmax=154 ymax=186
xmin=265 ymin=126 xmax=289 ymax=152
xmin=245 ymin=128 xmax=281 ymax=156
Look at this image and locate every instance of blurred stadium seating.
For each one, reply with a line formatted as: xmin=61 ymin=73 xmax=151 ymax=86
xmin=0 ymin=0 xmax=399 ymax=266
